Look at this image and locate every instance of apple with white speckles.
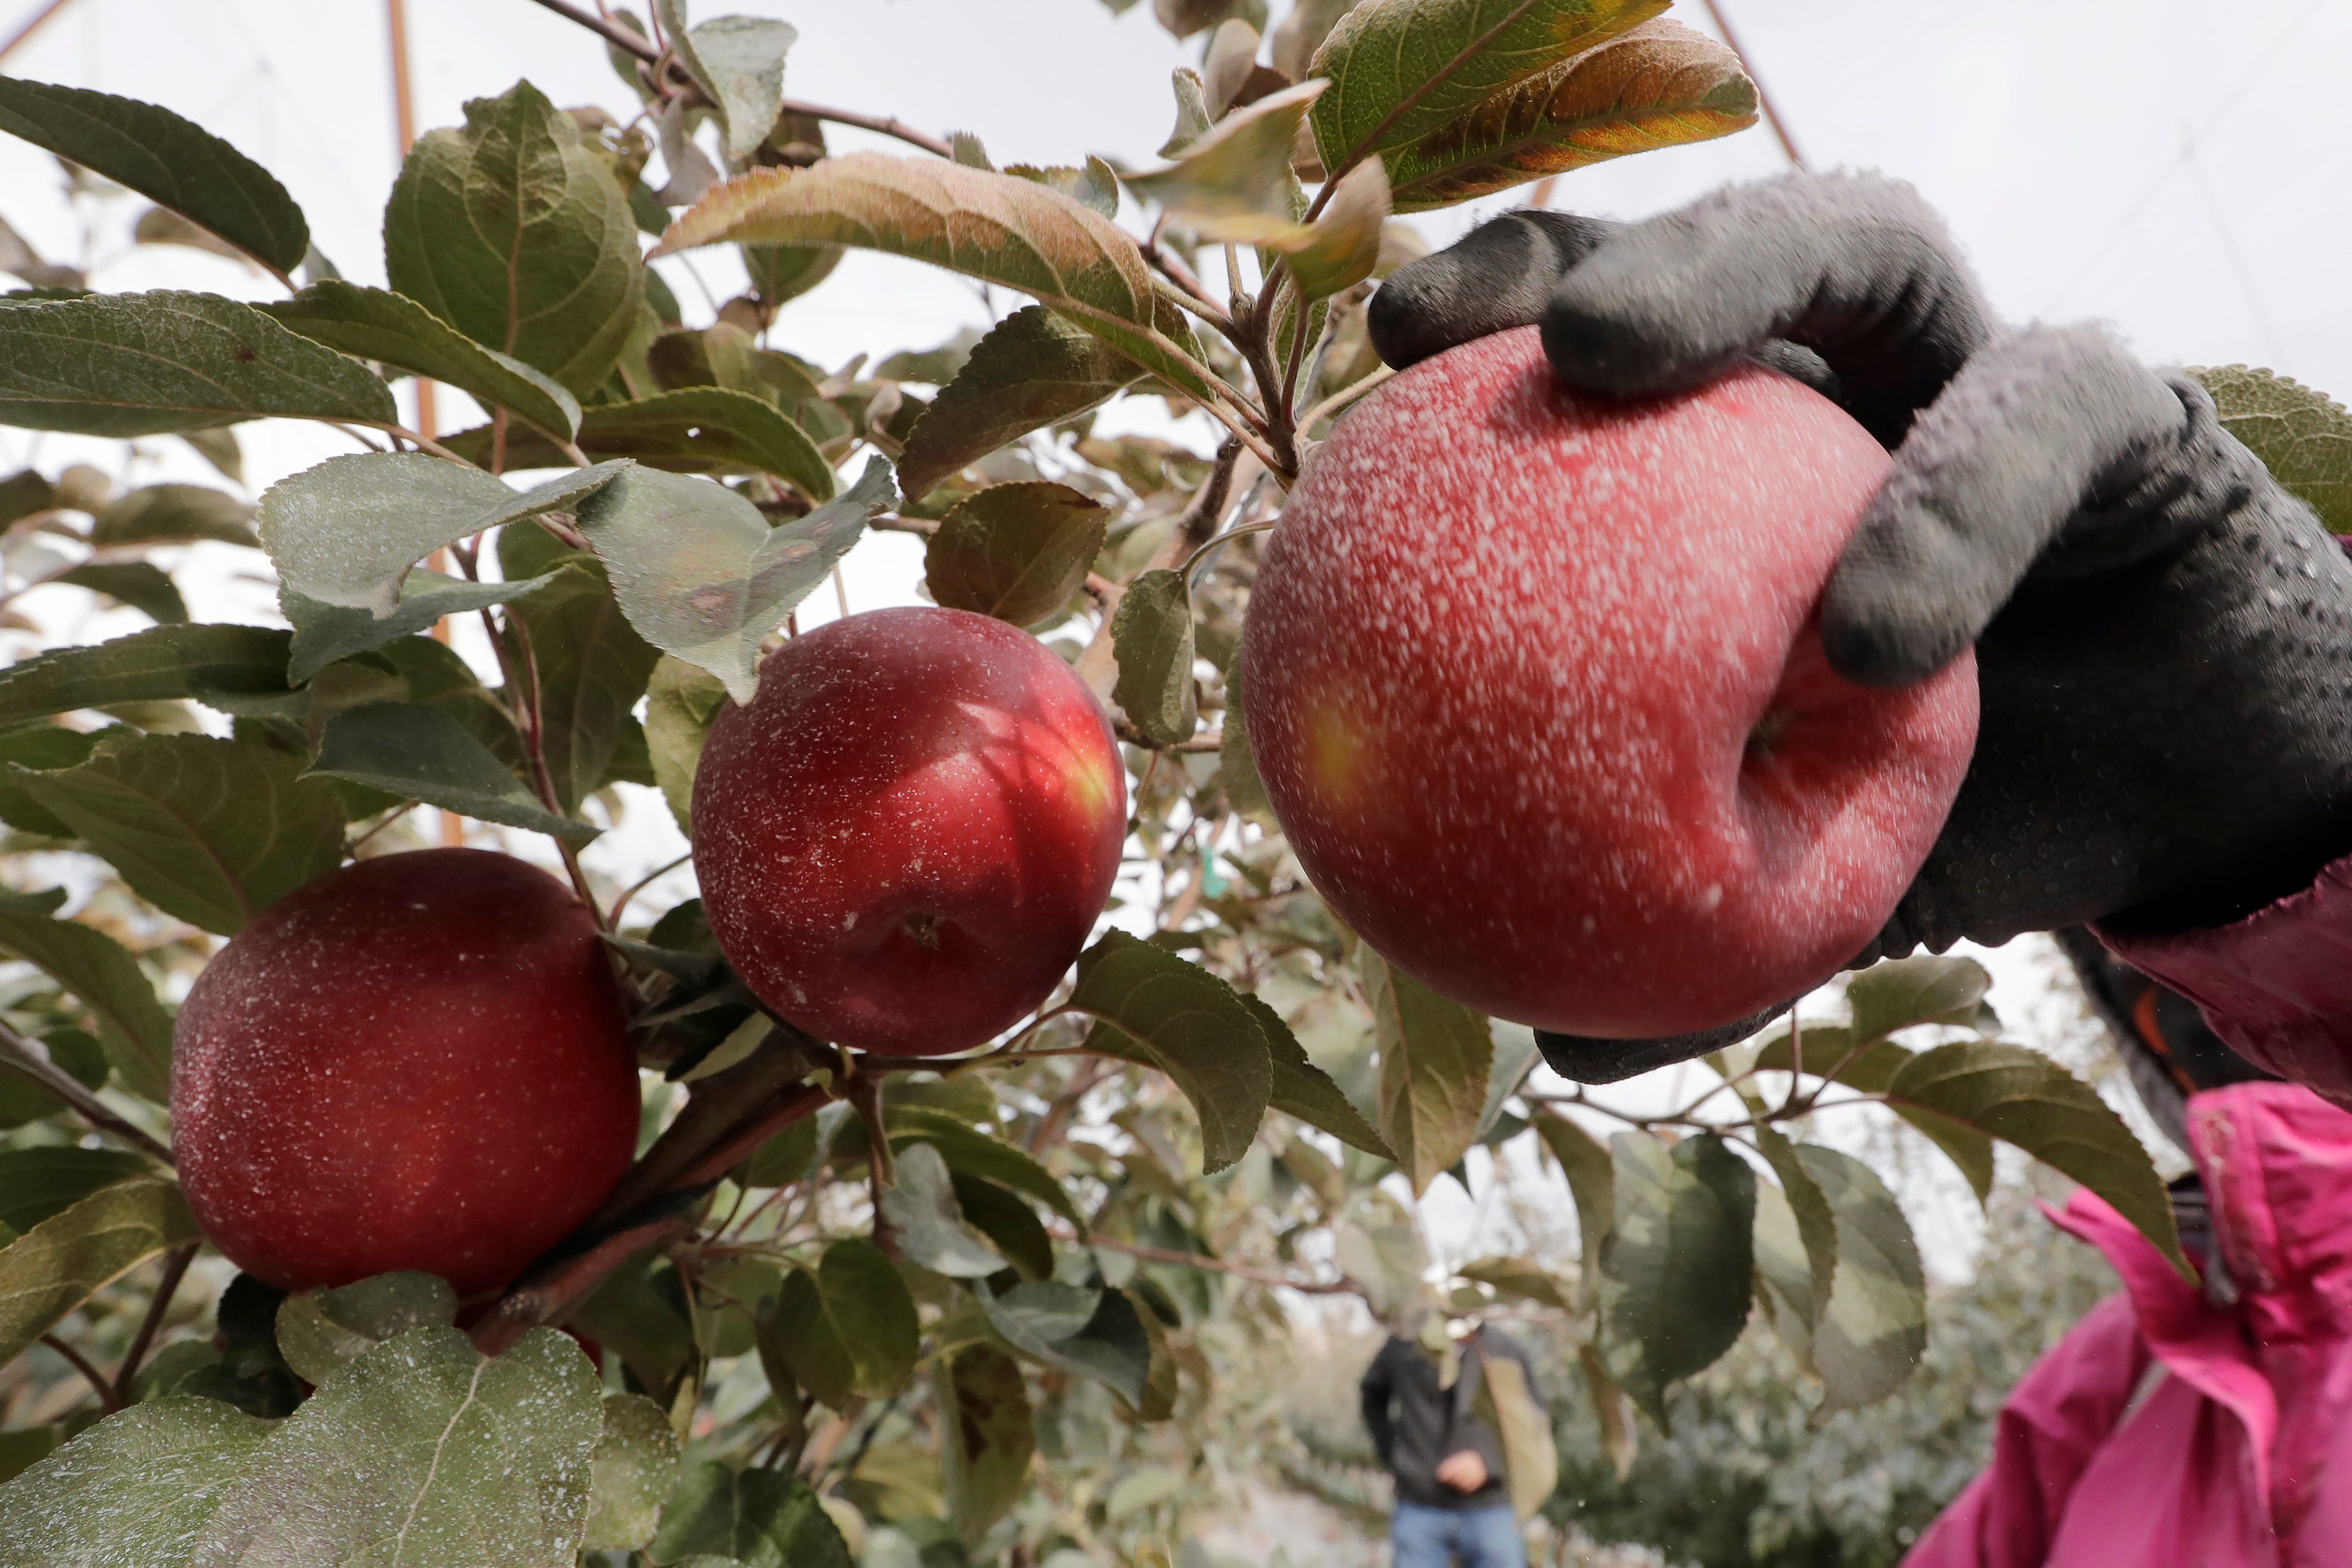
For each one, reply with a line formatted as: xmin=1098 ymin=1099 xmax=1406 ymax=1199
xmin=693 ymin=606 xmax=1127 ymax=1057
xmin=171 ymin=848 xmax=641 ymax=1297
xmin=1240 ymin=325 xmax=1979 ymax=1040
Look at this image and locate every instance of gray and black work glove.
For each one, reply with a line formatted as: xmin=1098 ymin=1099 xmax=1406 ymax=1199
xmin=1367 ymin=173 xmax=2352 ymax=1083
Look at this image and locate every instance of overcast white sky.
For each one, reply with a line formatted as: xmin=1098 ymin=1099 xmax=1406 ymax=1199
xmin=0 ymin=0 xmax=2322 ymax=1274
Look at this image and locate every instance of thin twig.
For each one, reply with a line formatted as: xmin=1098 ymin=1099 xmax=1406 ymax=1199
xmin=610 ymin=852 xmax=692 ymax=930
xmin=1180 ymin=517 xmax=1275 ymax=582
xmin=1297 ymin=365 xmax=1392 ymax=438
xmin=40 ymin=1334 xmax=121 ymax=1414
xmin=113 ymin=1243 xmax=196 ymax=1403
xmin=519 ymin=0 xmax=958 ymax=158
xmin=0 ymin=1019 xmax=173 ymax=1165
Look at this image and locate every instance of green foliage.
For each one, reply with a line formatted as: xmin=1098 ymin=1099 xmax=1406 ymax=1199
xmin=0 ymin=11 xmax=2188 ymax=1562
xmin=385 ymin=80 xmax=645 ymax=394
xmin=2187 ymin=363 xmax=2352 ymax=534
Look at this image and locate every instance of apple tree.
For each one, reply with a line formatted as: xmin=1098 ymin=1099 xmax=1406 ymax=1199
xmin=0 ymin=2 xmax=2335 ymax=1563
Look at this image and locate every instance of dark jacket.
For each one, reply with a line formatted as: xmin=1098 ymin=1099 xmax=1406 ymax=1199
xmin=1360 ymin=1326 xmax=1543 ymax=1510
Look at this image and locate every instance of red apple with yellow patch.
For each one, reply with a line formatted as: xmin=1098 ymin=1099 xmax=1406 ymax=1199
xmin=1240 ymin=326 xmax=1978 ymax=1039
xmin=694 ymin=606 xmax=1126 ymax=1055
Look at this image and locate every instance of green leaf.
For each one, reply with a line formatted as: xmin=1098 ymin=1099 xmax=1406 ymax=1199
xmin=1126 ymin=80 xmax=1329 ymax=241
xmin=1885 ymin=1040 xmax=2190 ymax=1277
xmin=0 ymin=1148 xmax=155 ymax=1233
xmin=897 ymin=305 xmax=1144 ymax=501
xmin=1384 ymin=19 xmax=1755 ymax=211
xmin=818 ymin=1237 xmax=921 ymax=1399
xmin=309 ymin=700 xmax=597 ymax=842
xmin=260 ymin=452 xmax=624 ymax=615
xmin=0 ymin=1396 xmax=275 ymax=1564
xmin=0 ymin=290 xmax=396 ymax=435
xmin=0 ymin=1178 xmax=199 ymax=1368
xmin=1597 ymin=1131 xmax=1755 ymax=1423
xmin=926 ymin=481 xmax=1108 ymax=625
xmin=953 ymin=1175 xmax=1055 ymax=1279
xmin=1749 ymin=1178 xmax=1815 ymax=1366
xmin=263 ymin=280 xmax=583 ymax=440
xmin=49 ymin=561 xmax=184 ymax=623
xmin=758 ymin=1267 xmax=854 ymax=1412
xmin=1334 ymin=1217 xmax=1428 ymax=1320
xmin=887 ymin=1106 xmax=1086 ymax=1230
xmin=741 ymin=242 xmax=842 ymax=307
xmin=89 ymin=482 xmax=256 ymax=547
xmin=577 ymin=459 xmax=890 ymax=704
xmin=273 ymin=1271 xmax=459 ymax=1386
xmin=586 ymin=1392 xmax=680 ymax=1553
xmin=665 ymin=9 xmax=798 ymax=164
xmin=881 ymin=1141 xmax=1006 ymax=1277
xmin=1361 ymin=947 xmax=1492 ymax=1196
xmin=0 ymin=623 xmax=290 ymax=729
xmin=0 ymin=725 xmax=96 ymax=837
xmin=0 ymin=77 xmax=308 ymax=272
xmin=645 ymin=654 xmax=729 ymax=833
xmin=935 ymin=1344 xmax=1034 ymax=1536
xmin=2189 ymin=364 xmax=2352 ymax=534
xmin=981 ymin=1281 xmax=1154 ymax=1408
xmin=0 ymin=906 xmax=174 ymax=1100
xmin=385 ymin=80 xmax=645 ymax=394
xmin=1752 ymin=1125 xmax=1836 ymax=1368
xmin=1846 ymin=955 xmax=1992 ymax=1045
xmin=1794 ymin=1144 xmax=1926 ymax=1410
xmin=1282 ymin=156 xmax=1391 ymax=299
xmin=460 ymin=385 xmax=836 ymax=501
xmin=648 ymin=1462 xmax=855 ymax=1568
xmin=189 ymin=1327 xmax=602 ymax=1564
xmin=1308 ymin=0 xmax=1664 ymax=173
xmin=1070 ymin=931 xmax=1274 ymax=1174
xmin=1112 ymin=567 xmax=1198 ymax=747
xmin=282 ymin=568 xmax=561 ymax=684
xmin=14 ymin=731 xmax=345 ymax=934
xmin=498 ymin=530 xmax=664 ymax=812
xmin=1247 ymin=990 xmax=1394 ymax=1158
xmin=655 ymin=153 xmax=1231 ymax=413
xmin=1005 ymin=156 xmax=1123 ymax=220
xmin=1457 ymin=1254 xmax=1573 ymax=1311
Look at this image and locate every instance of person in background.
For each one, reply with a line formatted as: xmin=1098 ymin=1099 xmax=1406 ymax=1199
xmin=1361 ymin=1311 xmax=1545 ymax=1568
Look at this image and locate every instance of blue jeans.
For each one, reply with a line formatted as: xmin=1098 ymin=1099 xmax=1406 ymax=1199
xmin=1391 ymin=1501 xmax=1527 ymax=1568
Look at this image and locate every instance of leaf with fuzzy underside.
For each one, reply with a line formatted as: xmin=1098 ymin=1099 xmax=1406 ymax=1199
xmin=897 ymin=306 xmax=1143 ymax=502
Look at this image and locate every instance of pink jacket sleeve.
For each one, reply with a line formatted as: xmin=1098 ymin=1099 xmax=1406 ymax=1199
xmin=1901 ymin=1295 xmax=2152 ymax=1568
xmin=2098 ymin=856 xmax=2352 ymax=1109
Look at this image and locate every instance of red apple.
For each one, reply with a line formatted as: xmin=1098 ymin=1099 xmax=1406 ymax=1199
xmin=693 ymin=606 xmax=1126 ymax=1055
xmin=171 ymin=848 xmax=640 ymax=1296
xmin=1240 ymin=326 xmax=1979 ymax=1038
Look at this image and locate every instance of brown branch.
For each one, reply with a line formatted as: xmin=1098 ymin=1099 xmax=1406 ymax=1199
xmin=113 ymin=1243 xmax=195 ymax=1403
xmin=40 ymin=1334 xmax=121 ymax=1414
xmin=519 ymin=0 xmax=958 ymax=160
xmin=1053 ymin=1230 xmax=1362 ymax=1297
xmin=472 ymin=1214 xmax=696 ymax=1355
xmin=0 ymin=1020 xmax=174 ymax=1166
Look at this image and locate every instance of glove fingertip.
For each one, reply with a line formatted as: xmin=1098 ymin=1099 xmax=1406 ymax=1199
xmin=1822 ymin=506 xmax=1988 ymax=688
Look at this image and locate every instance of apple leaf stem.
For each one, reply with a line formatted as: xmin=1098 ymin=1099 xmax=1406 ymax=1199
xmin=39 ymin=1333 xmax=121 ymax=1415
xmin=0 ymin=1018 xmax=174 ymax=1165
xmin=111 ymin=1242 xmax=196 ymax=1404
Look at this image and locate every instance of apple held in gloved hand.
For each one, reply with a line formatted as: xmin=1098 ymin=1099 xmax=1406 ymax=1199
xmin=1240 ymin=325 xmax=1979 ymax=1039
xmin=171 ymin=848 xmax=642 ymax=1297
xmin=694 ymin=606 xmax=1127 ymax=1056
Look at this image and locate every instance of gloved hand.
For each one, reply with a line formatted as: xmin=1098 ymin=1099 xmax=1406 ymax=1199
xmin=1366 ymin=173 xmax=2352 ymax=1083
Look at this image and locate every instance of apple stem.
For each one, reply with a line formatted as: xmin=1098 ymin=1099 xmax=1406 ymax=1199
xmin=848 ymin=1073 xmax=898 ymax=1257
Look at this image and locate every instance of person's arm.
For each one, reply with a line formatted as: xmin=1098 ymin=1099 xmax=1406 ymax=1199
xmin=1360 ymin=1342 xmax=1399 ymax=1470
xmin=1902 ymin=1295 xmax=2153 ymax=1567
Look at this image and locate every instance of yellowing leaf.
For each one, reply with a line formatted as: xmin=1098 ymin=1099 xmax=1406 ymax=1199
xmin=1386 ymin=19 xmax=1755 ymax=211
xmin=1308 ymin=0 xmax=1664 ymax=174
xmin=654 ymin=154 xmax=1231 ymax=412
xmin=1280 ymin=156 xmax=1389 ymax=298
xmin=1127 ymin=80 xmax=1327 ymax=242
